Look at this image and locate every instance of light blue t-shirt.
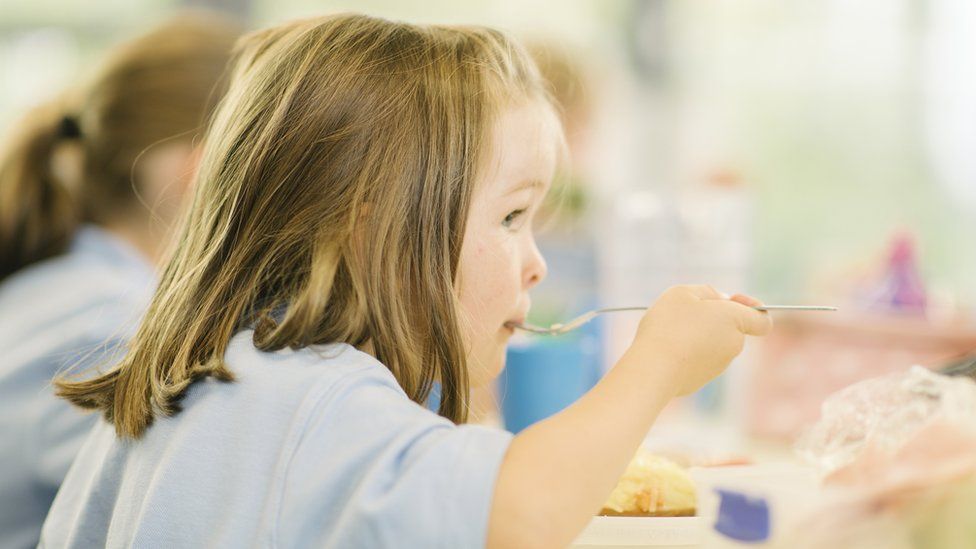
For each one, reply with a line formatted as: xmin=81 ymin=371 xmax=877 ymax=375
xmin=40 ymin=329 xmax=513 ymax=548
xmin=0 ymin=225 xmax=155 ymax=549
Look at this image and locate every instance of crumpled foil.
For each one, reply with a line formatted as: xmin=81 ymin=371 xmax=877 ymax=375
xmin=795 ymin=365 xmax=976 ymax=476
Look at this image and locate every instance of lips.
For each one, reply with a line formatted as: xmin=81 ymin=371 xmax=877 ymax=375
xmin=503 ymin=315 xmax=529 ymax=336
xmin=505 ymin=300 xmax=530 ymax=331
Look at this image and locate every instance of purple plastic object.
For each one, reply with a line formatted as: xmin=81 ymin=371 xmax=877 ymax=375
xmin=713 ymin=489 xmax=770 ymax=543
xmin=867 ymin=233 xmax=927 ymax=314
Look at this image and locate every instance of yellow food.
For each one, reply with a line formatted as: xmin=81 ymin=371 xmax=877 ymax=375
xmin=599 ymin=449 xmax=696 ymax=516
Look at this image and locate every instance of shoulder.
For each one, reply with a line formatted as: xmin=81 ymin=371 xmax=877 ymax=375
xmin=0 ymin=238 xmax=154 ymax=351
xmin=0 ymin=245 xmax=150 ymax=312
xmin=221 ymin=330 xmax=408 ymax=410
xmin=216 ymin=330 xmax=445 ymax=462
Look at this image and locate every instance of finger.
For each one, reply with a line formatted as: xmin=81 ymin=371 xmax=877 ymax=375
xmin=680 ymin=284 xmax=726 ymax=301
xmin=730 ymin=293 xmax=763 ymax=308
xmin=717 ymin=300 xmax=773 ymax=336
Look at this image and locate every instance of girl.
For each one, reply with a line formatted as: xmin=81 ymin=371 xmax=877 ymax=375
xmin=0 ymin=14 xmax=239 ymax=548
xmin=43 ymin=14 xmax=770 ymax=548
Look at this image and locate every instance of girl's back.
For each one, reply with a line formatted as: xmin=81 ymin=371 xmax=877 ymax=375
xmin=43 ymin=330 xmax=509 ymax=547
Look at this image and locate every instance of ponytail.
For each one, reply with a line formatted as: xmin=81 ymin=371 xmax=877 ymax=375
xmin=0 ymin=99 xmax=82 ymax=281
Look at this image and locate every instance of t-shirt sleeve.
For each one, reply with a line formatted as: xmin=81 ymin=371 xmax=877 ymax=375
xmin=276 ymin=368 xmax=513 ymax=549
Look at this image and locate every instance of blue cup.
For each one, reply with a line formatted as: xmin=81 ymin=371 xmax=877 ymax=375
xmin=497 ymin=323 xmax=602 ymax=433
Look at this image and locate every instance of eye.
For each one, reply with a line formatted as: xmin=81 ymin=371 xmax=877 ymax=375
xmin=502 ymin=208 xmax=526 ymax=229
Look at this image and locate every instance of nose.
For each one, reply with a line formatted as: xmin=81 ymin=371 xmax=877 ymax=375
xmin=523 ymin=236 xmax=548 ymax=290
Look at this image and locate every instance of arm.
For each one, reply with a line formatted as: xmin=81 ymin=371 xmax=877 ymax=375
xmin=488 ymin=350 xmax=674 ymax=549
xmin=486 ymin=287 xmax=772 ymax=549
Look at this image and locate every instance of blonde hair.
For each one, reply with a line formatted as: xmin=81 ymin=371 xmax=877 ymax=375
xmin=57 ymin=13 xmax=561 ymax=438
xmin=0 ymin=12 xmax=241 ymax=281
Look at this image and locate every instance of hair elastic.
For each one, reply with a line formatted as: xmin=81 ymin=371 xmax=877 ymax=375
xmin=58 ymin=115 xmax=82 ymax=140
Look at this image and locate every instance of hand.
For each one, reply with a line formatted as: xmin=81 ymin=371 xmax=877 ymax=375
xmin=627 ymin=285 xmax=772 ymax=397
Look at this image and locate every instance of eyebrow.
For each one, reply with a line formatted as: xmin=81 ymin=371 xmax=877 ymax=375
xmin=503 ymin=179 xmax=544 ymax=197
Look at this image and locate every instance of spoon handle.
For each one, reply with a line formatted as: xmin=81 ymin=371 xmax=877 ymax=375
xmin=754 ymin=305 xmax=838 ymax=311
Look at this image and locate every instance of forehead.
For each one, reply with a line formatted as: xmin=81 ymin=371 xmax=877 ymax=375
xmin=478 ymin=100 xmax=562 ymax=197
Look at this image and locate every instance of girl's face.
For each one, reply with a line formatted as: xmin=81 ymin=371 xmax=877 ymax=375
xmin=457 ymin=101 xmax=556 ymax=387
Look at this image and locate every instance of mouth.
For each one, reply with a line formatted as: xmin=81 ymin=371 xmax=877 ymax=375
xmin=504 ymin=299 xmax=531 ymax=335
xmin=503 ymin=315 xmax=527 ymax=333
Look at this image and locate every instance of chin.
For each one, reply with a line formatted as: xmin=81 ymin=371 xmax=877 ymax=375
xmin=469 ymin=352 xmax=506 ymax=388
xmin=490 ymin=354 xmax=507 ymax=381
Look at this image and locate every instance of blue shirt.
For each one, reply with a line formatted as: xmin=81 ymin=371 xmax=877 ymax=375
xmin=0 ymin=225 xmax=155 ymax=549
xmin=40 ymin=330 xmax=513 ymax=548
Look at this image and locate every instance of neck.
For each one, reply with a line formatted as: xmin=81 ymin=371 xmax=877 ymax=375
xmin=99 ymin=217 xmax=166 ymax=266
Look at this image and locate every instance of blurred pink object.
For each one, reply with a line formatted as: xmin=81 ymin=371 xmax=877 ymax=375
xmin=825 ymin=421 xmax=976 ymax=505
xmin=790 ymin=422 xmax=976 ymax=549
xmin=746 ymin=314 xmax=976 ymax=439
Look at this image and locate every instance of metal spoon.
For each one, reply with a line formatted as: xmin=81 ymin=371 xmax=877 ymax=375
xmin=505 ymin=305 xmax=838 ymax=336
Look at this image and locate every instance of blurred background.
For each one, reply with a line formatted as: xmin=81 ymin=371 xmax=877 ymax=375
xmin=4 ymin=0 xmax=976 ymax=460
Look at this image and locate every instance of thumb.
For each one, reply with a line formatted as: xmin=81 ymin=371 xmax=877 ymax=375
xmin=729 ymin=293 xmax=763 ymax=308
xmin=717 ymin=300 xmax=773 ymax=336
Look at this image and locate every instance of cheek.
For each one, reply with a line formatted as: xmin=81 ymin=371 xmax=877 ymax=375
xmin=455 ymin=227 xmax=521 ymax=385
xmin=463 ymin=237 xmax=519 ymax=316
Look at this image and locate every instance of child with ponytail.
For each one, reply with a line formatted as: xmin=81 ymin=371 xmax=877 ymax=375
xmin=0 ymin=13 xmax=240 ymax=548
